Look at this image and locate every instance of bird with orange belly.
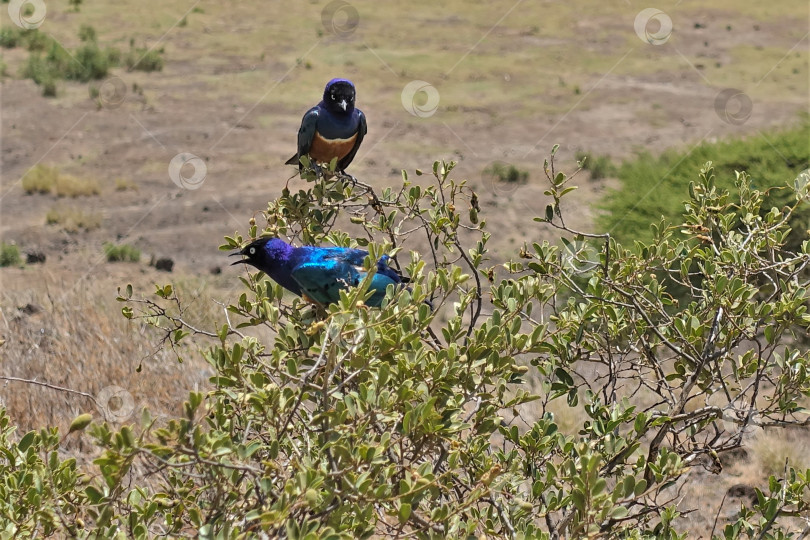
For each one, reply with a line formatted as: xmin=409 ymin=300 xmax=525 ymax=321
xmin=285 ymin=78 xmax=367 ymax=174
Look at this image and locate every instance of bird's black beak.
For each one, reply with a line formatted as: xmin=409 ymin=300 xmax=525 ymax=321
xmin=229 ymin=250 xmax=246 ymax=266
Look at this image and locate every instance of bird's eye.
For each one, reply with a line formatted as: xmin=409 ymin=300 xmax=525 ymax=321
xmin=349 ymin=96 xmax=354 ymax=101
xmin=249 ymin=247 xmax=256 ymax=255
xmin=330 ymin=93 xmax=335 ymax=100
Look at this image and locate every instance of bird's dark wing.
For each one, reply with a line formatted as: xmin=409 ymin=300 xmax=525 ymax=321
xmin=337 ymin=109 xmax=367 ymax=171
xmin=285 ymin=107 xmax=320 ymax=169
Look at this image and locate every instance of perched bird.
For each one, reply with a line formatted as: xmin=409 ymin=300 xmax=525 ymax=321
xmin=285 ymin=78 xmax=367 ymax=174
xmin=231 ymin=237 xmax=404 ymax=307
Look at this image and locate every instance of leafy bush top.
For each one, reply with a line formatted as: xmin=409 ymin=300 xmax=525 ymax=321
xmin=2 ymin=152 xmax=810 ymax=538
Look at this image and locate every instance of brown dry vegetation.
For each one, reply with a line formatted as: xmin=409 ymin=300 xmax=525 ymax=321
xmin=1 ymin=0 xmax=809 ymax=535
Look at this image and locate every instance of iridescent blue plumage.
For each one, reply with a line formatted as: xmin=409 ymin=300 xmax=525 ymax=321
xmin=231 ymin=237 xmax=404 ymax=307
xmin=285 ymin=78 xmax=367 ymax=172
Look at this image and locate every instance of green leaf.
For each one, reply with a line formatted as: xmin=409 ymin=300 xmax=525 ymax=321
xmin=68 ymin=413 xmax=93 ymax=435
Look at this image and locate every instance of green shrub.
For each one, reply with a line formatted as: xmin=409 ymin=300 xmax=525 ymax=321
xmin=125 ymin=46 xmax=164 ymax=72
xmin=483 ymin=160 xmax=529 ymax=183
xmin=103 ymin=242 xmax=140 ymax=262
xmin=2 ymin=157 xmax=810 ymax=538
xmin=78 ymin=24 xmax=96 ymax=42
xmin=0 ymin=27 xmax=20 ymax=48
xmin=0 ymin=242 xmax=21 ymax=267
xmin=575 ymin=150 xmax=618 ymax=180
xmin=65 ymin=43 xmax=112 ymax=82
xmin=0 ymin=28 xmax=51 ymax=51
xmin=23 ymin=29 xmax=51 ymax=52
xmin=20 ymin=29 xmax=121 ymax=95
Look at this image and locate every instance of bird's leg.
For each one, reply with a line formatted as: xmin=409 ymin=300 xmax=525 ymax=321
xmin=302 ymin=293 xmax=328 ymax=319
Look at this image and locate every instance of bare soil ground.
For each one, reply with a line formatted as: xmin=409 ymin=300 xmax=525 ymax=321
xmin=0 ymin=0 xmax=808 ymax=535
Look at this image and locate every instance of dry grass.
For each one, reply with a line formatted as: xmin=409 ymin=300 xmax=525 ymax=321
xmin=46 ymin=205 xmax=102 ymax=232
xmin=751 ymin=427 xmax=810 ymax=476
xmin=114 ymin=178 xmax=138 ymax=191
xmin=21 ymin=164 xmax=59 ymax=194
xmin=55 ymin=174 xmax=101 ymax=197
xmin=0 ymin=278 xmax=212 ymax=458
xmin=21 ymin=164 xmax=100 ymax=197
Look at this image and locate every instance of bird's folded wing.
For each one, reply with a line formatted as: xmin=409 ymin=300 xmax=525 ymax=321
xmin=287 ymin=108 xmax=320 ymax=167
xmin=290 ymin=257 xmax=359 ymax=305
xmin=338 ymin=110 xmax=367 ymax=171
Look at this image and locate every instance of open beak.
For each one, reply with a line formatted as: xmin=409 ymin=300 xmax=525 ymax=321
xmin=229 ymin=251 xmax=246 ymax=266
xmin=339 ymin=99 xmax=347 ymax=111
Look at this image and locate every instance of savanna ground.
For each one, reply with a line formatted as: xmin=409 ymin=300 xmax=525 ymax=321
xmin=0 ymin=0 xmax=808 ymax=536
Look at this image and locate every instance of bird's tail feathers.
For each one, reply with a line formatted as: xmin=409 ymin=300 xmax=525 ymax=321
xmin=284 ymin=154 xmax=299 ymax=166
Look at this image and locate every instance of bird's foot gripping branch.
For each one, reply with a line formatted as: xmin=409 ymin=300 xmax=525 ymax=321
xmin=32 ymin=155 xmax=810 ymax=538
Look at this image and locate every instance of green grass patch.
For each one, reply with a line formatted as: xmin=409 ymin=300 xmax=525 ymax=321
xmin=125 ymin=46 xmax=164 ymax=72
xmin=599 ymin=118 xmax=810 ymax=251
xmin=104 ymin=242 xmax=140 ymax=263
xmin=0 ymin=242 xmax=22 ymax=267
xmin=576 ymin=151 xmax=618 ymax=181
xmin=483 ymin=161 xmax=529 ymax=184
xmin=14 ymin=26 xmax=163 ymax=96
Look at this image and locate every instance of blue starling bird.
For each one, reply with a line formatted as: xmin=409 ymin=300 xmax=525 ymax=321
xmin=231 ymin=237 xmax=405 ymax=307
xmin=285 ymin=78 xmax=367 ymax=173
